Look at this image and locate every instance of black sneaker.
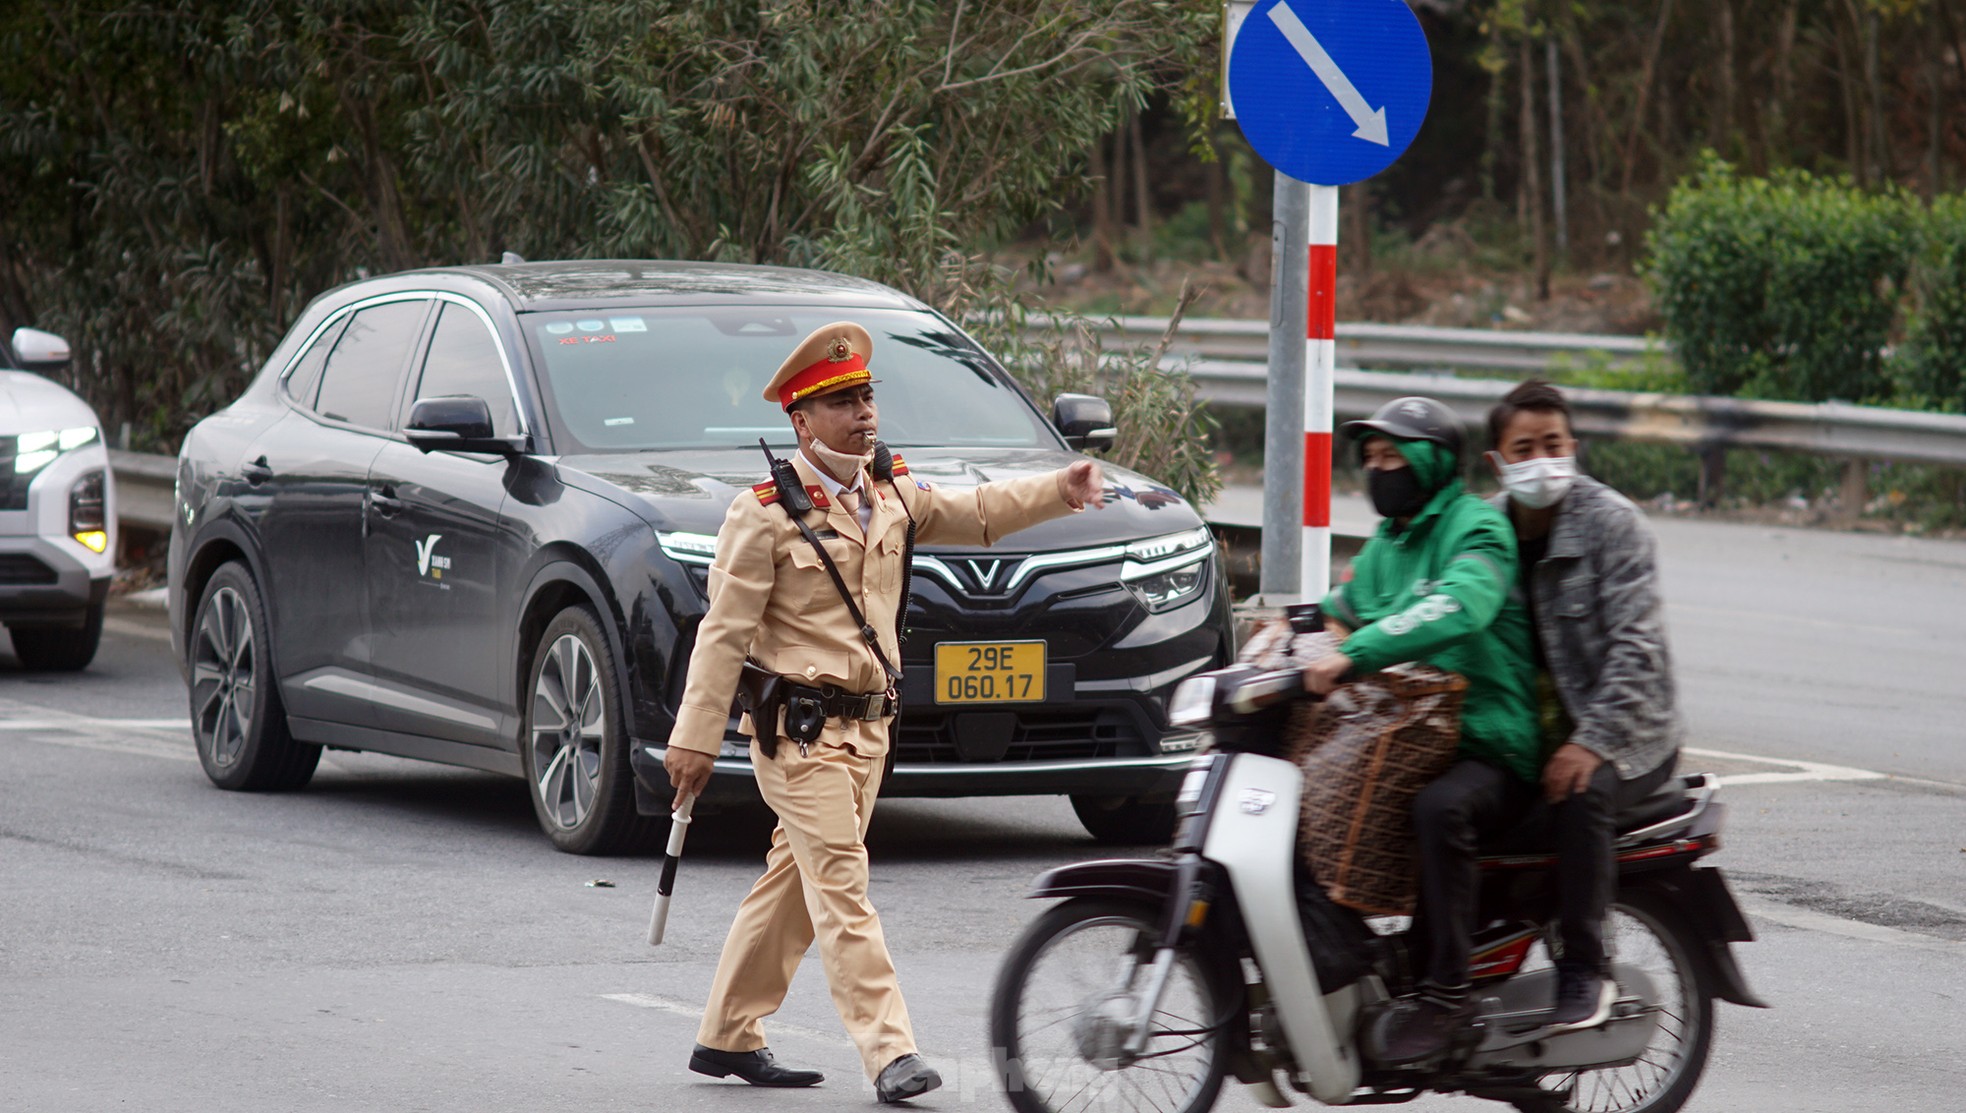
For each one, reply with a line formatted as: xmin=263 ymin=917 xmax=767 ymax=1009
xmin=1375 ymin=989 xmax=1472 ymax=1065
xmin=1548 ymin=968 xmax=1615 ymax=1033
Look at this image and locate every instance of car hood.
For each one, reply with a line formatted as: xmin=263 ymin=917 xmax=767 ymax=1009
xmin=0 ymin=371 xmax=100 ymax=434
xmin=558 ymin=445 xmax=1207 ymax=551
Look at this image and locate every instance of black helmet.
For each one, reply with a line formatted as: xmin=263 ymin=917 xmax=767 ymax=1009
xmin=1340 ymin=396 xmax=1464 ymax=465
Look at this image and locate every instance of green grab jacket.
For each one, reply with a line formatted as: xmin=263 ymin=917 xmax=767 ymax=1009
xmin=1321 ymin=440 xmax=1542 ymax=782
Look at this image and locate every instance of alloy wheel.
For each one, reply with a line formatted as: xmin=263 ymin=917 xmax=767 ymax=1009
xmin=530 ymin=633 xmax=606 ymax=831
xmin=191 ymin=586 xmax=255 ymax=769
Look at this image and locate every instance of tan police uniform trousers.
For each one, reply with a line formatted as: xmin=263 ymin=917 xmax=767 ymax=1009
xmin=694 ymin=716 xmax=912 ymax=1080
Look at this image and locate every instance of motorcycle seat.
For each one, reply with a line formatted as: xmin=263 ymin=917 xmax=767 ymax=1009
xmin=1477 ymin=775 xmax=1701 ymax=857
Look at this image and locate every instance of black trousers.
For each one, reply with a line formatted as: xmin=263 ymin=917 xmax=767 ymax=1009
xmin=1409 ymin=754 xmax=1677 ymax=989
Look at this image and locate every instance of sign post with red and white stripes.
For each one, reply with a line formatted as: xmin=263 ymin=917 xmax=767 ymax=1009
xmin=1226 ymin=0 xmax=1433 ymax=601
xmin=1304 ymin=185 xmax=1339 ymax=595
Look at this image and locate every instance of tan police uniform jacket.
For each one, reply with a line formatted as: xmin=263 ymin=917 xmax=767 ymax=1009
xmin=669 ymin=451 xmax=1078 ymax=757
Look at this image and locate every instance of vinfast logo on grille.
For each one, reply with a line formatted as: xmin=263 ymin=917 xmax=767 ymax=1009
xmin=964 ymin=559 xmax=1005 ymax=592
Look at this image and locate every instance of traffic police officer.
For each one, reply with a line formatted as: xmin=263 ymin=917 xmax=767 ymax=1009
xmin=664 ymin=321 xmax=1106 ymax=1103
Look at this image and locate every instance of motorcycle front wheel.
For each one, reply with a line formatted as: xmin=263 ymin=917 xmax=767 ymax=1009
xmin=1519 ymin=889 xmax=1717 ymax=1113
xmin=990 ymin=897 xmax=1233 ymax=1113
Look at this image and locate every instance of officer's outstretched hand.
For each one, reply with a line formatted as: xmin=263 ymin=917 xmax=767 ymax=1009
xmin=1059 ymin=460 xmax=1107 ymax=510
xmin=664 ymin=747 xmax=715 ymax=811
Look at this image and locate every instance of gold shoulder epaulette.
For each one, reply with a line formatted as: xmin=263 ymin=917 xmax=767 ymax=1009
xmin=888 ymin=453 xmax=910 ymax=477
xmin=751 ymin=480 xmax=781 ymax=505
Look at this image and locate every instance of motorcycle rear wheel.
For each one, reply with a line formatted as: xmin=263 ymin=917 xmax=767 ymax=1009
xmin=991 ymin=897 xmax=1232 ymax=1113
xmin=1517 ymin=889 xmax=1717 ymax=1113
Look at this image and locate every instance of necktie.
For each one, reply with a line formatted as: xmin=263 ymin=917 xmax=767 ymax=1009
xmin=837 ymin=487 xmax=863 ymax=533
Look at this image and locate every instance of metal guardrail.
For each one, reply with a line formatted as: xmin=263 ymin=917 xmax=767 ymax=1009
xmin=109 ymin=449 xmax=176 ymax=533
xmin=1057 ymin=315 xmax=1663 ymax=374
xmin=108 ymin=364 xmax=1966 ymax=539
xmin=1182 ymin=363 xmax=1966 ymax=467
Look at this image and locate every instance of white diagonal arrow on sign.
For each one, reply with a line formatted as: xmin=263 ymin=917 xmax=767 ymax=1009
xmin=1267 ymin=0 xmax=1391 ymax=146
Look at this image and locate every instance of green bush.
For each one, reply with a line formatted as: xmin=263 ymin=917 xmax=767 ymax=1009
xmin=1896 ymin=195 xmax=1966 ymax=413
xmin=1646 ymin=156 xmax=1914 ymax=403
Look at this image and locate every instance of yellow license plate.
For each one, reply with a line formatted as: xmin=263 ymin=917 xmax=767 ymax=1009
xmin=934 ymin=641 xmax=1047 ymax=704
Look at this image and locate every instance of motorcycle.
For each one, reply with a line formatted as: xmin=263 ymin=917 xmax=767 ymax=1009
xmin=989 ymin=644 xmax=1766 ymax=1113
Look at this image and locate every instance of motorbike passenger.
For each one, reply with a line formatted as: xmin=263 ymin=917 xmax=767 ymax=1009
xmin=1483 ymin=378 xmax=1682 ymax=1038
xmin=1299 ymin=396 xmax=1539 ymax=1065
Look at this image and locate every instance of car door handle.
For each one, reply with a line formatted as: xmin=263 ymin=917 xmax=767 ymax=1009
xmin=241 ymin=457 xmax=273 ymax=485
xmin=368 ymin=490 xmax=405 ymax=516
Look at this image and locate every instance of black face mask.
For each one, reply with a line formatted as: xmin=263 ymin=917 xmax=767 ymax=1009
xmin=1367 ymin=466 xmax=1430 ymax=520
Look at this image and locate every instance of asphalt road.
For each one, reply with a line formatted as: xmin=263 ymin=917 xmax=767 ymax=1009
xmin=3 ymin=511 xmax=1965 ymax=1113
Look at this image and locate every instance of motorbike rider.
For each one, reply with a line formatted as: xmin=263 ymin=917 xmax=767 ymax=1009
xmin=1484 ymin=378 xmax=1682 ymax=1036
xmin=1300 ymin=396 xmax=1539 ymax=1064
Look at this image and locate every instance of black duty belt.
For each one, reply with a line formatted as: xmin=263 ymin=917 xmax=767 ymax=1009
xmin=797 ymin=683 xmax=898 ymax=722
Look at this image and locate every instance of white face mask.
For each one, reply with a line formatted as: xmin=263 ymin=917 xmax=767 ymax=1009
xmin=1492 ymin=453 xmax=1577 ymax=509
xmin=804 ymin=432 xmax=874 ymax=480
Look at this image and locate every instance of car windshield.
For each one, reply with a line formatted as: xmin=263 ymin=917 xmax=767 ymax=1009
xmin=524 ymin=306 xmax=1056 ymax=453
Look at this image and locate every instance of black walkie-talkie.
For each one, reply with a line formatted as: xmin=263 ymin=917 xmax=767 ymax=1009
xmin=758 ymin=439 xmax=814 ymax=514
xmin=870 ymin=440 xmax=895 ymax=483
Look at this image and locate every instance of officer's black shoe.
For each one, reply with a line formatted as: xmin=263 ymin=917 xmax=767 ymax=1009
xmin=874 ymin=1053 xmax=942 ymax=1104
xmin=688 ymin=1044 xmax=824 ymax=1087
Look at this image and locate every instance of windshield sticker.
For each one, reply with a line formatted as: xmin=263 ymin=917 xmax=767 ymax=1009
xmin=576 ymin=319 xmax=606 ymax=332
xmin=609 ymin=317 xmax=648 ymax=333
xmin=556 ymin=334 xmax=615 ymax=345
xmin=545 ymin=322 xmax=574 ymax=334
xmin=604 ymin=417 xmax=635 ymax=426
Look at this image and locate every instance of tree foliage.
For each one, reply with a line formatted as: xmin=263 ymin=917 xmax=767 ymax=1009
xmin=1646 ymin=157 xmax=1915 ymax=403
xmin=0 ymin=0 xmax=1213 ymax=469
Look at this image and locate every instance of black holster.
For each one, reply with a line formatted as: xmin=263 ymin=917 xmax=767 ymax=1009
xmin=735 ymin=660 xmax=828 ymax=757
xmin=735 ymin=660 xmax=785 ymax=759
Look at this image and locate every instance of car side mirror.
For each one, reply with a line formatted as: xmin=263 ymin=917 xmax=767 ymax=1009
xmin=406 ymin=395 xmax=522 ymax=456
xmin=11 ymin=327 xmax=71 ymax=372
xmin=1052 ymin=393 xmax=1116 ymax=452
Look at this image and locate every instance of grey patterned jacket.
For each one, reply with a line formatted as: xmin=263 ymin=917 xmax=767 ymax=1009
xmin=1490 ymin=476 xmax=1682 ymax=780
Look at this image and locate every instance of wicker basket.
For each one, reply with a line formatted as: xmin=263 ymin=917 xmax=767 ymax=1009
xmin=1237 ymin=617 xmax=1467 ymax=915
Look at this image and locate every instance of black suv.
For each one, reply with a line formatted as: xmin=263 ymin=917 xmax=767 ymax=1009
xmin=168 ymin=261 xmax=1232 ymax=852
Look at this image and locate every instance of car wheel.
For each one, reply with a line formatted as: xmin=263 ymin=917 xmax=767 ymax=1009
xmin=523 ymin=605 xmax=655 ymax=855
xmin=1071 ymin=794 xmax=1179 ymax=845
xmin=190 ymin=562 xmax=321 ymax=791
xmin=8 ymin=598 xmax=105 ymax=671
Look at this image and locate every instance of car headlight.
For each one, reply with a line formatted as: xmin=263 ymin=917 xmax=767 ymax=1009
xmin=1122 ymin=527 xmax=1213 ymax=611
xmin=14 ymin=426 xmax=98 ymax=474
xmin=70 ymin=470 xmax=107 ymax=553
xmin=656 ymin=530 xmax=718 ymax=565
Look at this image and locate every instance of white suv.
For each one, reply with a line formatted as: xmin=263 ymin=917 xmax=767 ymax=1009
xmin=1 ymin=327 xmax=115 ymax=670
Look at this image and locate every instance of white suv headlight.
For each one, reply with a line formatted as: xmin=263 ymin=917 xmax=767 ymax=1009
xmin=14 ymin=426 xmax=98 ymax=474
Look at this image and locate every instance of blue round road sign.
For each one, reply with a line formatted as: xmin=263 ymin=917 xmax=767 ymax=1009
xmin=1229 ymin=0 xmax=1432 ymax=186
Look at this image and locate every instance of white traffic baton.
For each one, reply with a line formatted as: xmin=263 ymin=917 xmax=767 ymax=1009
xmin=646 ymin=793 xmax=697 ymax=946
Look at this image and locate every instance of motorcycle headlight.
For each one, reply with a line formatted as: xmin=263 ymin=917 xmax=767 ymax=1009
xmin=1168 ymin=675 xmax=1216 ymax=729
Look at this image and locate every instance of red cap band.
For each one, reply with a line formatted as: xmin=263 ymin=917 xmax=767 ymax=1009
xmin=779 ymin=352 xmax=871 ymax=409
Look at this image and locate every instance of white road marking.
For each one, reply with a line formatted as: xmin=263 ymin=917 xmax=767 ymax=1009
xmin=0 ymin=702 xmax=195 ymax=762
xmin=1684 ymin=746 xmax=1887 ymax=787
xmin=0 ymin=718 xmax=193 ymax=731
xmin=602 ymin=992 xmax=851 ymax=1049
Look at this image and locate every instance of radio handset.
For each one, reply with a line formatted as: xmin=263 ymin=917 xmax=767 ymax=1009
xmin=759 ymin=439 xmax=814 ymax=514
